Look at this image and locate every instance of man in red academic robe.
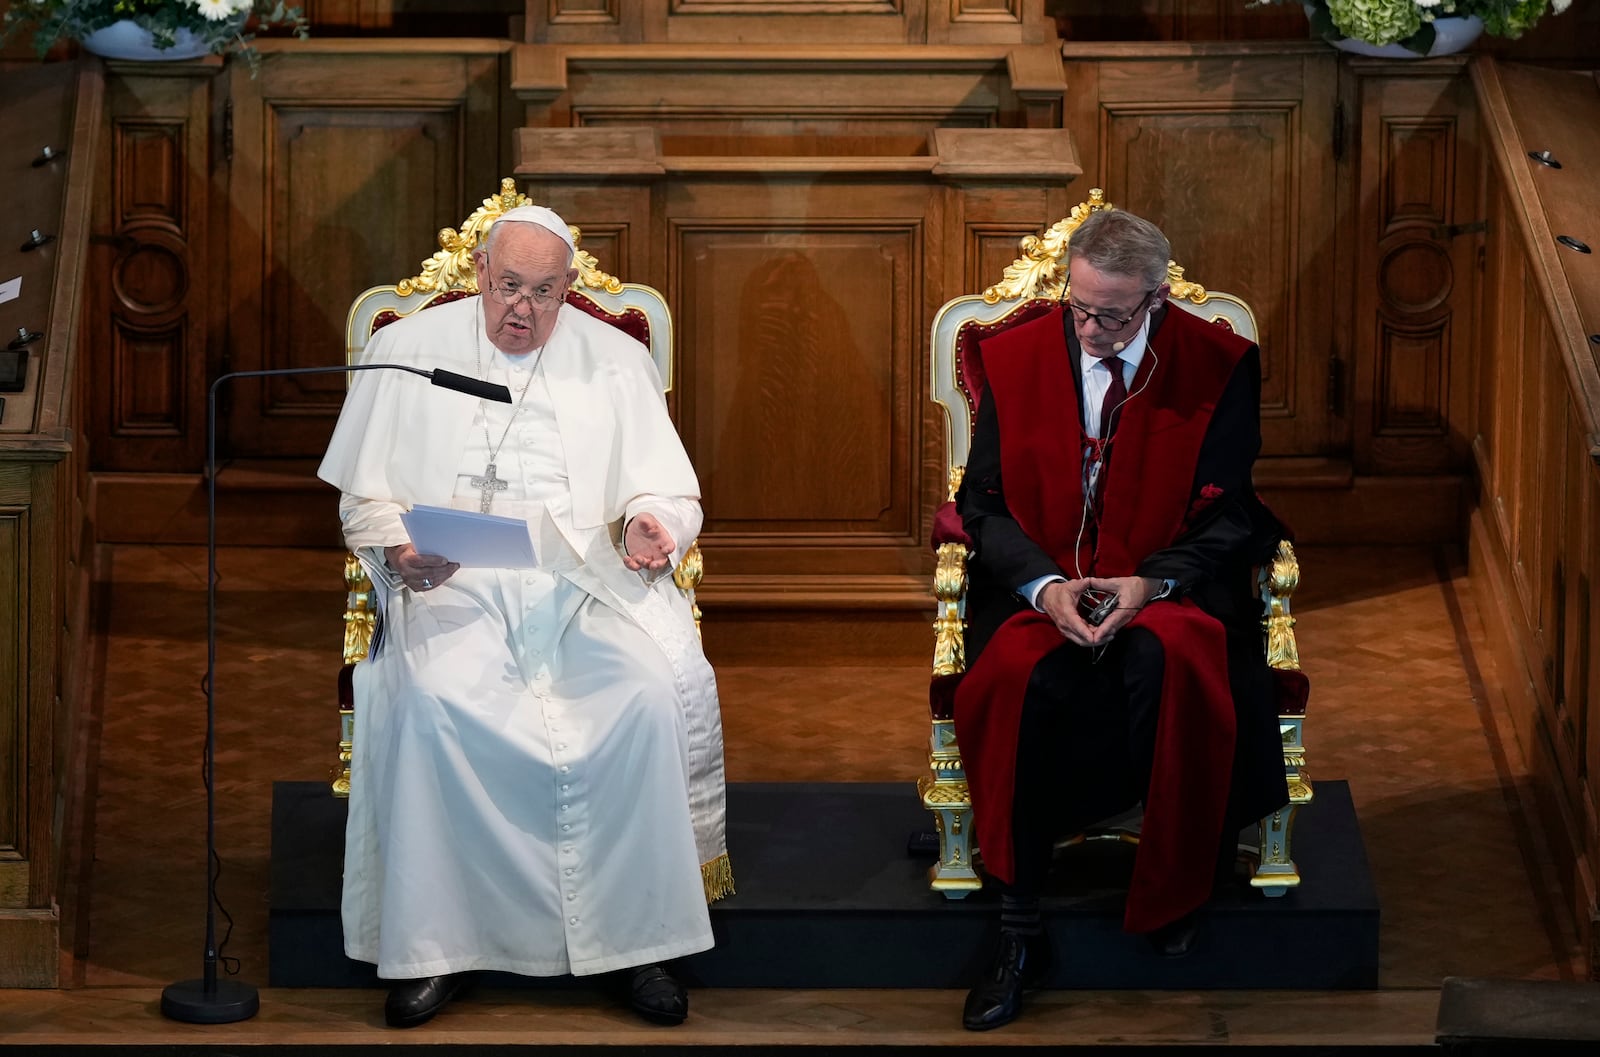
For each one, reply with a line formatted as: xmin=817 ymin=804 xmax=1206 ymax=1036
xmin=953 ymin=208 xmax=1290 ymax=1031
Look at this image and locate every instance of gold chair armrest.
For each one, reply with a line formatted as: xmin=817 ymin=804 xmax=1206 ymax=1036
xmin=926 ymin=466 xmax=978 ymax=896
xmin=933 ymin=464 xmax=969 ymax=677
xmin=1252 ymin=538 xmax=1308 ymax=893
xmin=1261 ymin=539 xmax=1300 ymax=672
xmin=672 ymin=539 xmax=704 ymax=637
xmin=343 ymin=552 xmax=378 ymax=665
xmin=933 ymin=542 xmax=968 ymax=677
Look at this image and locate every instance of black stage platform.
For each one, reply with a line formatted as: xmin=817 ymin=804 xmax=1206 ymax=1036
xmin=270 ymin=780 xmax=1378 ymax=990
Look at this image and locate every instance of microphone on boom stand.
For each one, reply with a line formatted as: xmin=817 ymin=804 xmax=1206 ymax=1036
xmin=160 ymin=362 xmax=510 ymax=1024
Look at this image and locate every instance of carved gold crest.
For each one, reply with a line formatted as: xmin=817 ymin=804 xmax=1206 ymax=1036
xmin=396 ymin=177 xmax=624 ymax=297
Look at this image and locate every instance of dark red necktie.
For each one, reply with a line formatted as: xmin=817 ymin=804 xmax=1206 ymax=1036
xmin=1098 ymin=356 xmax=1127 ymax=440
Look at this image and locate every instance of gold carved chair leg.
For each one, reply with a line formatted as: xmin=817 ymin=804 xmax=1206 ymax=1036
xmin=1251 ymin=540 xmax=1311 ymax=895
xmin=920 ymin=712 xmax=981 ymax=896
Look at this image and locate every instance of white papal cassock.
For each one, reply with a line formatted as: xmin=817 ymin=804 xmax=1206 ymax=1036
xmin=317 ymin=296 xmax=729 ymax=980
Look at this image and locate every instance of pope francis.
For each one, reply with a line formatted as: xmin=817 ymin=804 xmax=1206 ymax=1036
xmin=317 ymin=206 xmax=729 ymax=1029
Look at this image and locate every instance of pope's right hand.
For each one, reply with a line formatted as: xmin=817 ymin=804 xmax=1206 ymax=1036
xmin=385 ymin=543 xmax=459 ymax=593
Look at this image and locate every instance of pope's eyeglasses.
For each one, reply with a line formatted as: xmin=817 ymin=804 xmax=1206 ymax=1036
xmin=482 ymin=264 xmax=564 ymax=310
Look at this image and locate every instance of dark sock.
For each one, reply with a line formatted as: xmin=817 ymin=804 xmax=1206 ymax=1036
xmin=1000 ymin=894 xmax=1043 ymax=936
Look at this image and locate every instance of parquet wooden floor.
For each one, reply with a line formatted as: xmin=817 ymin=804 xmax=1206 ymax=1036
xmin=0 ymin=543 xmax=1579 ymax=1048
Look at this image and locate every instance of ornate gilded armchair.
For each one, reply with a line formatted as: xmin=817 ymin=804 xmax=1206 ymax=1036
xmin=330 ymin=178 xmax=703 ymax=796
xmin=920 ymin=188 xmax=1311 ymax=898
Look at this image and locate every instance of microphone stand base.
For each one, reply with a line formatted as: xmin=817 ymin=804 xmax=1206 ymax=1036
xmin=161 ymin=978 xmax=261 ymax=1023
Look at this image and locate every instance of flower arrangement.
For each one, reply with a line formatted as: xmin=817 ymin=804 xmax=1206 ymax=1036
xmin=1256 ymin=1 xmax=1571 ymax=52
xmin=3 ymin=0 xmax=308 ymax=62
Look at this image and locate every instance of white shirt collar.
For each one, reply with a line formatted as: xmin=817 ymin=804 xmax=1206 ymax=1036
xmin=1078 ymin=308 xmax=1153 ymax=388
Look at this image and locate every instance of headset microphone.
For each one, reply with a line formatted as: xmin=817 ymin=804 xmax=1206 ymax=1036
xmin=1112 ymin=340 xmax=1127 ymax=352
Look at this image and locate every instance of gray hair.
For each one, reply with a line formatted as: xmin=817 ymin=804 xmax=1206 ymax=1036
xmin=1066 ymin=209 xmax=1171 ymax=290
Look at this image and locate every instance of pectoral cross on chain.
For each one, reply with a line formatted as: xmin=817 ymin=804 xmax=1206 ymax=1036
xmin=471 ymin=463 xmax=509 ymax=512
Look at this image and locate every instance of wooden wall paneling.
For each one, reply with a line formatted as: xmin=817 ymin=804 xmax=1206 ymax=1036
xmin=303 ymin=0 xmax=370 ymax=28
xmin=559 ymin=0 xmax=928 ymax=45
xmin=1512 ymin=273 xmax=1550 ymax=636
xmin=1352 ymin=61 xmax=1479 ymax=479
xmin=1466 ymin=57 xmax=1600 ymax=968
xmin=525 ymin=0 xmax=640 ymax=43
xmin=1493 ymin=189 xmax=1527 ymax=569
xmin=931 ymin=0 xmax=1055 ymax=45
xmin=519 ymin=45 xmax=1054 ymax=141
xmin=1062 ymin=44 xmax=1337 ymax=461
xmin=1475 ymin=182 xmax=1537 ymax=808
xmin=1556 ymin=400 xmax=1588 ymax=788
xmin=667 ymin=178 xmax=925 ymax=576
xmin=224 ymin=43 xmax=507 ymax=461
xmin=0 ymin=496 xmax=24 ymax=909
xmin=301 ymin=0 xmax=521 ymax=35
xmin=523 ymin=0 xmax=1052 ymax=45
xmin=1534 ymin=314 xmax=1568 ymax=704
xmin=90 ymin=66 xmax=221 ymax=474
xmin=516 ymin=129 xmax=665 ymax=411
xmin=524 ymin=0 xmax=1056 ymax=45
xmin=1471 ymin=179 xmax=1502 ymax=540
xmin=0 ymin=60 xmax=100 ymax=986
xmin=22 ymin=466 xmax=56 ymax=910
xmin=1047 ymin=0 xmax=1310 ymax=42
xmin=1587 ymin=461 xmax=1600 ymax=913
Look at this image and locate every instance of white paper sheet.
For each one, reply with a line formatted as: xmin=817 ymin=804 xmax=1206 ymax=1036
xmin=400 ymin=504 xmax=537 ymax=569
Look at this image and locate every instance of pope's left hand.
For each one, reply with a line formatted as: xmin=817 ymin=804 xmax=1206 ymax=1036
xmin=624 ymin=512 xmax=677 ymax=573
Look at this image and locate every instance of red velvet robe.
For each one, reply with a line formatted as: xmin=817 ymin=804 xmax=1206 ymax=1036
xmin=953 ymin=304 xmax=1253 ymax=933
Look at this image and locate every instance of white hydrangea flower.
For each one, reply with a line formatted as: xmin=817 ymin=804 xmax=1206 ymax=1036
xmin=1414 ymin=0 xmax=1443 ymax=7
xmin=1553 ymin=0 xmax=1570 ymax=12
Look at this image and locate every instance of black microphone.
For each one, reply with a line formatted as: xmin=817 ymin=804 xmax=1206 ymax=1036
xmin=161 ymin=359 xmax=508 ymax=1026
xmin=429 ymin=367 xmax=513 ymax=403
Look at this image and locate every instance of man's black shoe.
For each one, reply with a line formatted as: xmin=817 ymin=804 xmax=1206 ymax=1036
xmin=962 ymin=930 xmax=1052 ymax=1031
xmin=384 ymin=972 xmax=471 ymax=1028
xmin=626 ymin=964 xmax=688 ymax=1025
xmin=1147 ymin=910 xmax=1200 ymax=958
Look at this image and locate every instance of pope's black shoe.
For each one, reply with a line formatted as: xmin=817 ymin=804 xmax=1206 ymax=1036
xmin=962 ymin=930 xmax=1053 ymax=1031
xmin=384 ymin=973 xmax=471 ymax=1028
xmin=626 ymin=964 xmax=688 ymax=1025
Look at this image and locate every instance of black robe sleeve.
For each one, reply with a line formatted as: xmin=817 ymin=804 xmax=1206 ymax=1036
xmin=958 ymin=390 xmax=1063 ymax=593
xmin=1136 ymin=346 xmax=1284 ymax=627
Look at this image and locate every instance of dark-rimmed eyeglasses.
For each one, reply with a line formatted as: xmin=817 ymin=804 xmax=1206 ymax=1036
xmin=1065 ymin=287 xmax=1158 ymax=333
